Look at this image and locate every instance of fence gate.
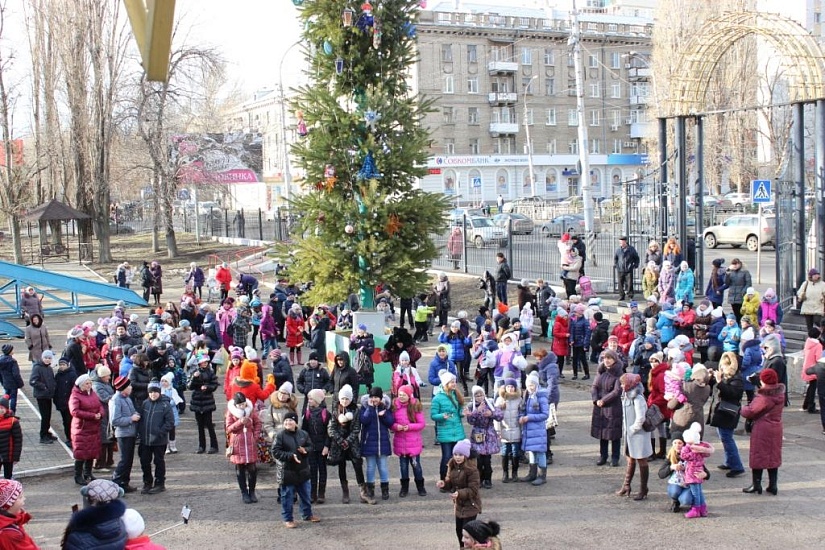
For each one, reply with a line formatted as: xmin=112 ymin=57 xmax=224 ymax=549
xmin=775 ymin=180 xmax=798 ymax=311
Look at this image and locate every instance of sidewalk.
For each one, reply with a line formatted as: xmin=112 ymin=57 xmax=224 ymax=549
xmin=12 ymin=393 xmax=74 ymax=479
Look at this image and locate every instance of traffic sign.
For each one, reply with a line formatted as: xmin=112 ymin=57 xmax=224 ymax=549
xmin=751 ymin=179 xmax=772 ymax=203
xmin=471 ymin=176 xmax=482 ymax=188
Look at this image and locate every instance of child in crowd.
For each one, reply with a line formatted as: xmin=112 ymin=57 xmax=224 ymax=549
xmin=465 ymin=385 xmax=503 ymax=490
xmin=494 ymin=378 xmax=522 ymax=483
xmin=302 ymin=389 xmax=330 ymax=504
xmin=359 ymin=387 xmax=395 ymax=502
xmin=226 ymin=392 xmax=262 ymax=504
xmin=0 ymin=396 xmax=22 ymax=480
xmin=391 ymin=385 xmax=427 ymax=497
xmin=159 ymin=373 xmax=182 ymax=454
xmin=680 ymin=422 xmax=714 ymax=518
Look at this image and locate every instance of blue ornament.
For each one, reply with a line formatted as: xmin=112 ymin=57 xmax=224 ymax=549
xmin=357 ymin=151 xmax=382 ymax=180
xmin=403 ymin=22 xmax=417 ymax=38
xmin=292 ymin=0 xmax=304 ymax=6
xmin=323 ymin=40 xmax=333 ymax=56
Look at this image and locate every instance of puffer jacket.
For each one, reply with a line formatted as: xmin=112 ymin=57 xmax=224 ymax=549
xmin=0 ymin=355 xmax=24 ymax=393
xmin=0 ymin=412 xmax=22 ymax=464
xmin=494 ymin=389 xmax=522 ymax=443
xmin=69 ymin=386 xmax=104 ymax=460
xmin=675 ymin=268 xmax=695 ymax=304
xmin=657 ymin=267 xmax=675 ymax=302
xmin=225 ymin=399 xmax=261 ymax=465
xmin=430 ymin=389 xmax=465 ymax=443
xmin=519 ymin=387 xmax=549 ymax=452
xmin=391 ymin=399 xmax=426 ymax=457
xmin=656 ymin=309 xmax=676 ymax=344
xmin=109 ymin=392 xmax=138 ymax=438
xmin=438 ymin=330 xmax=471 ymax=363
xmin=705 ymin=270 xmax=728 ymax=305
xmin=92 ymin=375 xmax=116 ymax=444
xmin=798 ymin=279 xmax=825 ymax=316
xmin=327 ymin=401 xmax=362 ymax=461
xmin=61 ymin=498 xmax=127 ymax=550
xmin=537 ymin=354 xmax=560 ymax=405
xmin=29 ymin=360 xmax=56 ymax=399
xmin=359 ymin=394 xmax=395 ymax=456
xmin=272 ymin=427 xmax=312 ymax=486
xmin=693 ymin=310 xmax=713 ymax=347
xmin=725 ymin=268 xmax=752 ymax=305
xmin=262 ymin=395 xmax=299 ymax=442
xmin=740 ymin=338 xmax=763 ymax=391
xmin=590 ymin=361 xmax=623 ymax=441
xmin=758 ymin=298 xmax=783 ymax=326
xmin=54 ymin=366 xmax=78 ymax=412
xmin=137 ymin=394 xmax=175 ymax=446
xmin=187 ymin=366 xmax=218 ymax=413
xmin=427 ymin=354 xmax=457 ymax=387
xmin=302 ymin=403 xmax=331 ymax=452
xmin=568 ymin=315 xmax=591 ymax=347
xmin=741 ymin=382 xmax=784 ymax=469
xmin=442 ymin=457 xmax=481 ymax=518
xmin=466 ymin=396 xmax=503 ymax=455
xmin=128 ymin=365 xmax=153 ymax=410
xmin=719 ymin=323 xmax=741 ymax=353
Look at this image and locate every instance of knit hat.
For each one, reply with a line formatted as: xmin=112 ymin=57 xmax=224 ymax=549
xmin=399 ymin=351 xmax=410 ymax=362
xmin=644 ymin=335 xmax=657 ymax=345
xmin=462 ymin=520 xmax=500 ymax=544
xmin=161 ymin=372 xmax=174 ymax=385
xmin=711 ymin=307 xmax=724 ymax=319
xmin=726 ymin=313 xmax=736 ymax=320
xmin=764 ymin=288 xmax=776 ymax=299
xmin=0 ymin=395 xmax=8 ymax=411
xmin=308 ymin=351 xmax=319 ymax=362
xmin=0 ymin=344 xmax=11 ymax=355
xmin=307 ymin=388 xmax=326 ymax=405
xmin=147 ymin=379 xmax=162 ymax=393
xmin=574 ymin=304 xmax=586 ymax=315
xmin=69 ymin=327 xmax=84 ymax=339
xmin=712 ymin=258 xmax=725 ymax=267
xmin=113 ymin=376 xmax=130 ymax=391
xmin=398 ymin=385 xmax=415 ymax=400
xmin=230 ymin=348 xmax=243 ymax=360
xmin=439 ymin=371 xmax=456 ymax=387
xmin=450 ymin=320 xmax=460 ymax=330
xmin=746 ymin=287 xmax=755 ymax=295
xmin=75 ymin=374 xmax=90 ymax=387
xmin=278 ymin=381 xmax=294 ymax=394
xmin=471 ymin=385 xmax=485 ymax=397
xmin=810 ymin=268 xmax=820 ymax=277
xmin=283 ymin=411 xmax=299 ymax=423
xmin=629 ymin=301 xmax=638 ymax=308
xmin=338 ymin=384 xmax=354 ymax=401
xmin=504 ymin=378 xmax=519 ymax=388
xmin=81 ymin=479 xmax=123 ymax=504
xmin=38 ymin=350 xmax=54 ymax=363
xmin=239 ymin=362 xmax=259 ymax=383
xmin=0 ymin=479 xmax=22 ymax=510
xmin=244 ymin=346 xmax=258 ymax=361
xmin=197 ymin=353 xmax=210 ymax=364
xmin=368 ymin=386 xmax=384 ymax=399
xmin=760 ymin=368 xmax=779 ymax=385
xmin=436 ymin=344 xmax=449 ymax=354
xmin=526 ymin=372 xmax=540 ymax=388
xmin=646 ymin=295 xmax=657 ymax=303
xmin=270 ymin=348 xmax=282 ymax=357
xmin=122 ymin=508 xmax=145 ymax=540
xmin=357 ymin=323 xmax=368 ymax=331
xmin=452 ymin=439 xmax=472 ymax=458
xmin=233 ymin=392 xmax=247 ymax=405
xmin=601 ymin=349 xmax=619 ymax=363
xmin=97 ymin=365 xmax=112 ymax=378
xmin=667 ymin=348 xmax=684 ymax=362
xmin=620 ymin=373 xmax=642 ymax=392
xmin=682 ymin=422 xmax=703 ymax=445
xmin=129 ymin=313 xmax=139 ymax=322
xmin=649 ymin=352 xmax=664 ymax=363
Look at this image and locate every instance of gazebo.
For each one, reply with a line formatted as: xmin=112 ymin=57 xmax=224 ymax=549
xmin=24 ymin=199 xmax=91 ymax=265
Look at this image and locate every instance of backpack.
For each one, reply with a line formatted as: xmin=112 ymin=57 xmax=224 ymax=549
xmin=642 ymin=403 xmax=664 ymax=432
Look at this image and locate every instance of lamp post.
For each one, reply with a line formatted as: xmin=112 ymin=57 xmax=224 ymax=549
xmin=278 ymin=40 xmax=303 ymax=215
xmin=523 ymin=75 xmax=538 ymax=197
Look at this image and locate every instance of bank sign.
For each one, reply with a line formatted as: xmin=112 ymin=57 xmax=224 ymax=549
xmin=430 ymin=156 xmax=531 ymax=167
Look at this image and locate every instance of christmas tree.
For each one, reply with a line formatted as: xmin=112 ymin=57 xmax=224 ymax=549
xmin=286 ymin=0 xmax=450 ymax=308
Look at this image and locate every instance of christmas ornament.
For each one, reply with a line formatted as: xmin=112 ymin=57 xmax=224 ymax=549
xmin=357 ymin=2 xmax=374 ymax=32
xmin=364 ymin=110 xmax=381 ymax=132
xmin=323 ymin=40 xmax=334 ymax=55
xmin=342 ymin=8 xmax=354 ymax=27
xmin=292 ymin=0 xmax=304 ymax=5
xmin=357 ymin=151 xmax=382 ymax=180
xmin=317 ymin=212 xmax=326 ymax=223
xmin=335 ymin=56 xmax=344 ymax=75
xmin=296 ymin=110 xmax=308 ymax=137
xmin=372 ymin=20 xmax=382 ymax=49
xmin=345 ymin=224 xmax=355 ymax=234
xmin=386 ymin=214 xmax=402 ymax=236
xmin=325 ymin=176 xmax=337 ymax=191
xmin=403 ymin=22 xmax=417 ymax=38
xmin=324 ymin=164 xmax=336 ymax=178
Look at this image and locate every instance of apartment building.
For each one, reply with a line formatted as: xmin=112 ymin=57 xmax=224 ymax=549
xmin=415 ymin=1 xmax=655 ymax=204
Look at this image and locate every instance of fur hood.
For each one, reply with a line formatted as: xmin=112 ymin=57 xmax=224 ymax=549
xmin=269 ymin=392 xmax=299 ymax=409
xmin=228 ymin=398 xmax=254 ymax=419
xmin=359 ymin=394 xmax=392 ymax=409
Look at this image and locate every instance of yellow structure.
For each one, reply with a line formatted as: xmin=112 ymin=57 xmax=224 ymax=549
xmin=123 ymin=0 xmax=176 ymax=82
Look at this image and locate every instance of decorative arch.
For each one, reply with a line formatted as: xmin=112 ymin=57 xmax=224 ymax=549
xmin=669 ymin=11 xmax=825 ymax=116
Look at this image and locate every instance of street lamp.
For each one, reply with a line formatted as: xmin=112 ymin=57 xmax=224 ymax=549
xmin=278 ymin=40 xmax=303 ymax=215
xmin=523 ymin=75 xmax=538 ymax=197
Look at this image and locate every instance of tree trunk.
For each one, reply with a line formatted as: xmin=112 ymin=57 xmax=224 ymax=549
xmin=9 ymin=215 xmax=23 ymax=264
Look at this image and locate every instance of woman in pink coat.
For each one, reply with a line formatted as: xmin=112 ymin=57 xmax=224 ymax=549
xmin=68 ymin=373 xmax=105 ymax=485
xmin=391 ymin=385 xmax=427 ymax=497
xmin=216 ymin=299 xmax=237 ymax=351
xmin=447 ymin=226 xmax=463 ymax=269
xmin=741 ymin=368 xmax=785 ymax=495
xmin=226 ymin=392 xmax=262 ymax=504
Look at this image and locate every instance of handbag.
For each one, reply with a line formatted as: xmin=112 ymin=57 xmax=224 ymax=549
xmin=708 ymin=400 xmax=741 ymax=428
xmin=545 ymin=403 xmax=559 ymax=430
xmin=642 ymin=403 xmax=664 ymax=432
xmin=798 ymin=281 xmax=808 ymax=304
xmin=472 ymin=432 xmax=486 ymax=444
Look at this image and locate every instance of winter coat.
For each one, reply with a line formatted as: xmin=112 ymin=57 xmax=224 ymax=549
xmin=802 ymin=338 xmax=823 ymax=383
xmin=391 ymin=400 xmax=426 ymax=457
xmin=54 ymin=366 xmax=78 ymax=412
xmin=0 ymin=413 xmax=22 ymax=464
xmin=228 ymin=377 xmax=275 ymax=407
xmin=439 ymin=330 xmax=471 ymax=363
xmin=391 ymin=366 xmax=420 ymax=399
xmin=285 ymin=313 xmax=305 ymax=348
xmin=621 ymin=384 xmax=652 ymax=459
xmin=0 ymin=355 xmax=23 ymax=394
xmin=590 ymin=319 xmax=610 ymax=351
xmin=719 ymin=323 xmax=741 ymax=353
xmin=710 ymin=373 xmax=744 ymax=430
xmin=19 ymin=293 xmax=42 ymax=319
xmin=431 ymin=389 xmax=465 ymax=443
xmin=569 ymin=315 xmax=591 ymax=348
xmin=427 ymin=355 xmax=457 ymax=387
xmin=647 ymin=361 xmax=673 ymax=421
xmin=61 ymin=498 xmax=127 ymax=550
xmin=537 ymin=284 xmax=555 ymax=317
xmin=561 ymin=255 xmax=582 ymax=281
xmin=331 ymin=364 xmax=360 ymax=406
xmin=138 ymin=395 xmax=175 ymax=446
xmin=271 ymin=427 xmax=312 ymax=486
xmin=24 ymin=322 xmax=51 ymax=363
xmin=69 ymin=386 xmax=104 ymax=460
xmin=186 ymin=266 xmax=205 ymax=288
xmin=262 ymin=395 xmax=299 ymax=442
xmin=642 ymin=267 xmax=659 ymax=300
xmin=681 ymin=442 xmax=713 ymax=485
xmin=308 ymin=318 xmax=329 ymax=358
xmin=705 ymin=270 xmax=728 ymax=304
xmin=302 ymin=403 xmax=331 ymax=451
xmin=187 ymin=366 xmax=218 ymax=413
xmin=260 ymin=305 xmax=277 ymax=340
xmin=271 ymin=356 xmax=294 ymax=390
xmin=656 ymin=310 xmax=676 ymax=345
xmin=149 ymin=265 xmax=163 ymax=294
xmin=657 ymin=267 xmax=675 ymax=302
xmin=92 ymin=378 xmax=116 ymax=444
xmin=442 ymin=458 xmax=482 ymax=518
xmin=797 ymin=279 xmax=825 ymax=316
xmin=740 ymin=338 xmax=763 ymax=391
xmin=225 ymin=400 xmax=262 ymax=465
xmin=359 ymin=395 xmax=395 ymax=456
xmin=537 ymin=355 xmax=560 ymax=405
xmin=614 ymin=244 xmax=640 ymax=274
xmin=109 ymin=392 xmax=138 ymax=439
xmin=327 ymin=401 xmax=362 ymax=461
xmin=125 ymin=535 xmax=166 ymax=550
xmin=757 ymin=298 xmax=783 ymax=326
xmin=0 ymin=509 xmax=37 ymax=550
xmin=590 ymin=362 xmax=623 ymax=441
xmin=29 ymin=360 xmax=56 ymax=399
xmin=494 ymin=390 xmax=522 ymax=443
xmin=763 ymin=354 xmax=788 ymax=393
xmin=231 ymin=313 xmax=251 ymax=349
xmin=519 ymin=388 xmax=548 ymax=452
xmin=670 ymin=378 xmax=711 ymax=441
xmin=551 ymin=315 xmax=570 ymax=357
xmin=725 ymin=268 xmax=752 ymax=305
xmin=611 ymin=318 xmax=635 ymax=354
xmin=296 ymin=364 xmax=331 ymax=398
xmin=741 ymin=382 xmax=784 ymax=469
xmin=741 ymin=293 xmax=761 ymax=320
xmin=128 ymin=366 xmax=152 ymax=410
xmin=674 ymin=269 xmax=695 ymax=304
xmin=693 ymin=311 xmax=713 ymax=348
xmin=466 ymin=396 xmax=503 ymax=455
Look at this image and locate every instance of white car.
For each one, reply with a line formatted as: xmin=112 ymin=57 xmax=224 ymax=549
xmin=703 ymin=214 xmax=775 ymax=251
xmin=456 ymin=217 xmax=508 ymax=248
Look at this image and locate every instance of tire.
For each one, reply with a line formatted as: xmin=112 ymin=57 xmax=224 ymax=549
xmin=473 ymin=236 xmax=484 ymax=249
xmin=540 ymin=226 xmax=550 ymax=238
xmin=704 ymin=233 xmax=717 ymax=248
xmin=746 ymin=235 xmax=759 ymax=252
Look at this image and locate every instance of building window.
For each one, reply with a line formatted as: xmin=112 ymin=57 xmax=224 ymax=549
xmin=437 ymin=12 xmax=451 ymax=23
xmin=589 ymin=54 xmax=598 ymax=68
xmin=521 ymin=47 xmax=532 ymax=65
xmin=467 ymin=44 xmax=477 ymax=63
xmin=545 ymin=78 xmax=555 ymax=96
xmin=568 ymin=140 xmax=579 ymax=155
xmin=491 ymin=79 xmax=510 ymax=93
xmin=469 ymin=138 xmax=480 ymax=155
xmin=546 ymin=108 xmax=556 ymax=126
xmin=525 ymin=109 xmax=534 ymax=125
xmin=610 ymin=51 xmax=621 ymax=69
xmin=590 ymin=110 xmax=600 ymax=126
xmin=544 ymin=48 xmax=555 ymax=65
xmin=443 ymin=75 xmax=454 ymax=94
xmin=493 ymin=138 xmax=513 ymax=155
xmin=443 ymin=106 xmax=454 ymax=124
xmin=568 ymin=109 xmax=578 ymax=126
xmin=441 ymin=44 xmax=453 ymax=63
xmin=467 ymin=77 xmax=479 ymax=94
xmin=608 ymin=23 xmax=618 ymax=32
xmin=611 ymin=83 xmax=621 ymax=98
xmin=613 ymin=139 xmax=622 ymax=154
xmin=523 ymin=77 xmax=535 ymax=94
xmin=568 ymin=176 xmax=579 ymax=196
xmin=519 ymin=17 xmax=530 ymax=27
xmin=568 ymin=79 xmax=576 ymax=96
xmin=444 ymin=138 xmax=455 ymax=155
xmin=611 ymin=109 xmax=621 ymax=128
xmin=546 ymin=139 xmax=557 ymax=154
xmin=567 ymin=55 xmax=575 ymax=67
xmin=589 ymin=139 xmax=600 ymax=154
xmin=589 ymin=82 xmax=600 ymax=98
xmin=468 ymin=107 xmax=479 ymax=125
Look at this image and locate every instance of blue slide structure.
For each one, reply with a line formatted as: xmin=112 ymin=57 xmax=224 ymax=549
xmin=0 ymin=259 xmax=147 ymax=338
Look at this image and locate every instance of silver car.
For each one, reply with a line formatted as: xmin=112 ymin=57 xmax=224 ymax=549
xmin=540 ymin=214 xmax=601 ymax=237
xmin=703 ymin=214 xmax=775 ymax=251
xmin=492 ymin=213 xmax=534 ymax=235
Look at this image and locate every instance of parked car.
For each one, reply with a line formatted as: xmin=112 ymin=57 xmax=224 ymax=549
xmin=492 ymin=213 xmax=534 ymax=235
xmin=448 ymin=207 xmax=486 ymax=221
xmin=723 ymin=192 xmax=751 ymax=207
xmin=540 ymin=214 xmax=601 ymax=237
xmin=703 ymin=214 xmax=775 ymax=251
xmin=457 ymin=217 xmax=508 ymax=248
xmin=502 ymin=196 xmax=546 ymax=213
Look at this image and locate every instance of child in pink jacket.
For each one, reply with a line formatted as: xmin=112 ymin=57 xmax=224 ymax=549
xmin=391 ymin=385 xmax=427 ymax=497
xmin=680 ymin=422 xmax=714 ymax=518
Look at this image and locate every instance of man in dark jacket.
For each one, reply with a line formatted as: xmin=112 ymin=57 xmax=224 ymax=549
xmin=296 ymin=352 xmax=332 ymax=413
xmin=238 ymin=273 xmax=259 ymax=300
xmin=0 ymin=345 xmax=24 ymax=413
xmin=272 ymin=412 xmax=319 ymax=527
xmin=137 ymin=380 xmax=175 ymax=494
xmin=64 ymin=327 xmax=87 ymax=375
xmin=331 ymin=352 xmax=359 ymax=407
xmin=29 ymin=349 xmax=58 ymax=444
xmin=54 ymin=358 xmax=78 ymax=447
xmin=139 ymin=261 xmax=153 ymax=303
xmin=493 ymin=253 xmax=512 ymax=305
xmin=614 ymin=236 xmax=640 ymax=301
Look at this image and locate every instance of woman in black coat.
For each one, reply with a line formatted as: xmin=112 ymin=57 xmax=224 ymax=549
xmin=590 ymin=350 xmax=623 ymax=467
xmin=54 ymin=359 xmax=78 ymax=446
xmin=188 ymin=357 xmax=219 ymax=453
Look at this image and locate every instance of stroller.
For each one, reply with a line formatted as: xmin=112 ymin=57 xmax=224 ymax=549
xmin=577 ymin=276 xmax=595 ymax=300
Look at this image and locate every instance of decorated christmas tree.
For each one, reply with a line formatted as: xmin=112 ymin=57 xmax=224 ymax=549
xmin=286 ymin=0 xmax=450 ymax=308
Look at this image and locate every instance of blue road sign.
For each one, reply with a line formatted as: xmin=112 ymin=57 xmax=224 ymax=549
xmin=751 ymin=179 xmax=772 ymax=203
xmin=471 ymin=176 xmax=482 ymax=188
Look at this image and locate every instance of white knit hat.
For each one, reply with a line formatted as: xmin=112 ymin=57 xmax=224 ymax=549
xmin=122 ymin=508 xmax=145 ymax=539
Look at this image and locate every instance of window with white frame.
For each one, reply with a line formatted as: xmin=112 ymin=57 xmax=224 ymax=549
xmin=468 ymin=107 xmax=479 ymax=125
xmin=611 ymin=83 xmax=621 ymax=98
xmin=444 ymin=138 xmax=455 ymax=155
xmin=568 ymin=140 xmax=579 ymax=155
xmin=612 ymin=139 xmax=622 ymax=154
xmin=469 ymin=138 xmax=480 ymax=155
xmin=519 ymin=17 xmax=530 ymax=27
xmin=443 ymin=75 xmax=454 ymax=94
xmin=441 ymin=44 xmax=453 ymax=63
xmin=523 ymin=77 xmax=536 ymax=94
xmin=610 ymin=51 xmax=621 ymax=69
xmin=545 ymin=78 xmax=555 ymax=96
xmin=611 ymin=109 xmax=621 ymax=127
xmin=546 ymin=108 xmax=556 ymax=125
xmin=568 ymin=176 xmax=579 ymax=196
xmin=525 ymin=109 xmax=534 ymax=125
xmin=590 ymin=110 xmax=600 ymax=126
xmin=521 ymin=47 xmax=532 ymax=65
xmin=567 ymin=55 xmax=575 ymax=67
xmin=568 ymin=109 xmax=578 ymax=126
xmin=467 ymin=44 xmax=477 ymax=63
xmin=467 ymin=77 xmax=479 ymax=94
xmin=544 ymin=48 xmax=555 ymax=65
xmin=589 ymin=54 xmax=598 ymax=68
xmin=443 ymin=106 xmax=454 ymax=124
xmin=589 ymin=139 xmax=600 ymax=154
xmin=589 ymin=82 xmax=600 ymax=98
xmin=568 ymin=79 xmax=576 ymax=96
xmin=546 ymin=139 xmax=557 ymax=154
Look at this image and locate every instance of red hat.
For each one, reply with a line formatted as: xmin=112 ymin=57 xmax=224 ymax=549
xmin=113 ymin=376 xmax=131 ymax=391
xmin=561 ymin=233 xmax=570 ymax=242
xmin=759 ymin=369 xmax=778 ymax=386
xmin=0 ymin=479 xmax=23 ymax=510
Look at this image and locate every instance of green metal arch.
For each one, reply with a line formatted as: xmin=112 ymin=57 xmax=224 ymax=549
xmin=669 ymin=11 xmax=825 ymax=116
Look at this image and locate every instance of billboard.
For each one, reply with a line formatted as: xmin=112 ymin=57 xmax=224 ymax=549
xmin=171 ymin=133 xmax=262 ymax=184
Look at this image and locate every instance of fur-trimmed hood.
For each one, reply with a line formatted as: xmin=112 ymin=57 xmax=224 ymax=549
xmin=228 ymin=398 xmax=254 ymax=419
xmin=359 ymin=393 xmax=392 ymax=410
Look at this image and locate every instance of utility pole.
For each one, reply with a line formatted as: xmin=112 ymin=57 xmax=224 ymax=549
xmin=523 ymin=75 xmax=537 ymax=197
xmin=570 ymin=1 xmax=596 ymax=263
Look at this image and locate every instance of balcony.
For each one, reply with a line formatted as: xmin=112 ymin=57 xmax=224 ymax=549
xmin=630 ymin=122 xmax=653 ymax=139
xmin=488 ymin=92 xmax=517 ymax=104
xmin=628 ymin=67 xmax=651 ymax=79
xmin=489 ymin=122 xmax=519 ymax=135
xmin=630 ymin=94 xmax=650 ymax=106
xmin=487 ymin=60 xmax=518 ymax=74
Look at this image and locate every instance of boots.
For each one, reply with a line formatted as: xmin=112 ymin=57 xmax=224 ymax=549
xmin=656 ymin=437 xmax=668 ymax=460
xmin=511 ymin=456 xmax=520 ymax=482
xmin=648 ymin=438 xmax=657 ymax=461
xmin=82 ymin=460 xmax=96 ymax=482
xmin=360 ymin=483 xmax=376 ymax=505
xmin=684 ymin=505 xmax=703 ymax=519
xmin=94 ymin=446 xmax=106 ymax=470
xmin=766 ymin=469 xmax=778 ymax=495
xmin=743 ymin=469 xmax=763 ymax=494
xmin=167 ymin=439 xmax=178 ymax=454
xmin=501 ymin=456 xmax=511 ymax=483
xmin=248 ymin=468 xmax=258 ymax=503
xmin=74 ymin=460 xmax=86 ymax=485
xmin=633 ymin=463 xmax=649 ymax=500
xmin=616 ymin=460 xmax=636 ymax=496
xmin=317 ymin=482 xmax=325 ymax=504
xmin=311 ymin=485 xmax=318 ymax=504
xmin=531 ymin=468 xmax=547 ymax=486
xmin=519 ymin=463 xmax=537 ymax=483
xmin=106 ymin=443 xmax=115 ymax=467
xmin=341 ymin=482 xmax=350 ymax=504
xmin=414 ymin=478 xmax=427 ymax=496
xmin=399 ymin=479 xmax=410 ymax=498
xmin=237 ymin=468 xmax=251 ymax=504
xmin=380 ymin=482 xmax=390 ymax=501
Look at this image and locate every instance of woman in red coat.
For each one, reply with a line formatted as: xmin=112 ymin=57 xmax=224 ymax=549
xmin=551 ymin=309 xmax=570 ymax=379
xmin=69 ymin=374 xmax=105 ymax=485
xmin=741 ymin=368 xmax=784 ymax=495
xmin=645 ymin=352 xmax=671 ymax=460
xmin=226 ymin=393 xmax=263 ymax=503
xmin=285 ymin=304 xmax=305 ymax=365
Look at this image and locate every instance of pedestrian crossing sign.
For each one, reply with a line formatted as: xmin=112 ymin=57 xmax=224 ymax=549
xmin=751 ymin=179 xmax=772 ymax=203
